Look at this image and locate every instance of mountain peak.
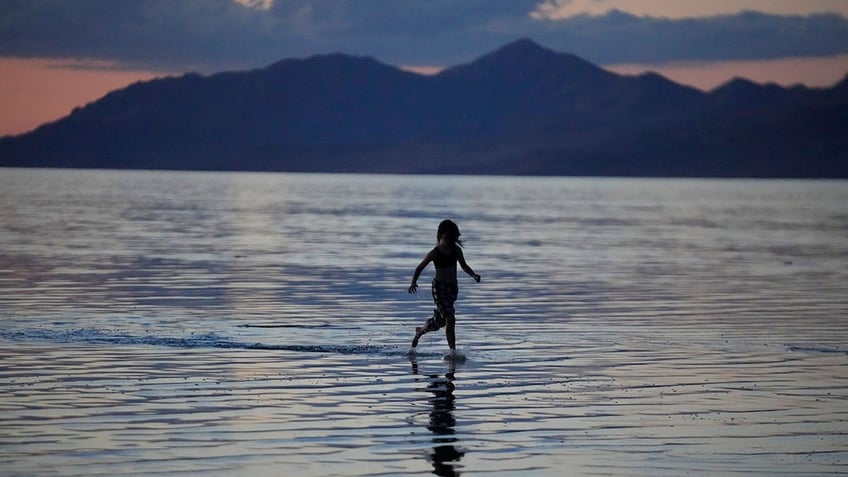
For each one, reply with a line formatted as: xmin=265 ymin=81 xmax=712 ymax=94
xmin=712 ymin=77 xmax=759 ymax=93
xmin=477 ymin=37 xmax=561 ymax=67
xmin=711 ymin=77 xmax=788 ymax=100
xmin=266 ymin=51 xmax=392 ymax=73
xmin=494 ymin=38 xmax=551 ymax=56
xmin=439 ymin=37 xmax=603 ymax=82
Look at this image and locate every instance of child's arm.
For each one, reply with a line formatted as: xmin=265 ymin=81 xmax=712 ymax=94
xmin=408 ymin=250 xmax=435 ymax=293
xmin=457 ymin=248 xmax=481 ymax=283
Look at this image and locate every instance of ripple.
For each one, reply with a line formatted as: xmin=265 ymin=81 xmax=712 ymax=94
xmin=0 ymin=326 xmax=439 ymax=358
xmin=2 ymin=171 xmax=847 ymax=476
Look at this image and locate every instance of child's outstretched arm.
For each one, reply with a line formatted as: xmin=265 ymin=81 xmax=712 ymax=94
xmin=457 ymin=248 xmax=481 ymax=283
xmin=408 ymin=250 xmax=435 ymax=293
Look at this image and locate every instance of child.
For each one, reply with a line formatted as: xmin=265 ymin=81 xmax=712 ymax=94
xmin=408 ymin=219 xmax=481 ymax=350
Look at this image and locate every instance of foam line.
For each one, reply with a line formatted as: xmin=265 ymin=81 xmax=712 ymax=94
xmin=1 ymin=327 xmax=422 ymax=357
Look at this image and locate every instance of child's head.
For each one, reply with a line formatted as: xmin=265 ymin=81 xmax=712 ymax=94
xmin=437 ymin=219 xmax=463 ymax=246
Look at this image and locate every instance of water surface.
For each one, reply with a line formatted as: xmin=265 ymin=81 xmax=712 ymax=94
xmin=1 ymin=169 xmax=846 ymax=475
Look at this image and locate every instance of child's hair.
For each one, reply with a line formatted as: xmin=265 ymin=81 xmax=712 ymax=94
xmin=437 ymin=219 xmax=463 ymax=246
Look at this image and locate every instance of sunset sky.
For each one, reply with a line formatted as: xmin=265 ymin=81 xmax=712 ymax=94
xmin=2 ymin=0 xmax=847 ymax=136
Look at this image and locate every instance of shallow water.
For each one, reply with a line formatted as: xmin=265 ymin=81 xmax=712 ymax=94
xmin=1 ymin=169 xmax=847 ymax=476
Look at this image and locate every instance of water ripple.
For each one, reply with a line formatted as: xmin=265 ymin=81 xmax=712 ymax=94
xmin=1 ymin=171 xmax=847 ymax=476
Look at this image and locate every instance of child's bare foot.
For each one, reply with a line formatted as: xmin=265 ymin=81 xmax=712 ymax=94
xmin=411 ymin=327 xmax=423 ymax=348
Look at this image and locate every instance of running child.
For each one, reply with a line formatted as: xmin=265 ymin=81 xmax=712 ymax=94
xmin=408 ymin=219 xmax=481 ymax=350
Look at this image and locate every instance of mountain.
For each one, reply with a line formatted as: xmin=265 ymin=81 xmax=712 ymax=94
xmin=1 ymin=39 xmax=846 ymax=177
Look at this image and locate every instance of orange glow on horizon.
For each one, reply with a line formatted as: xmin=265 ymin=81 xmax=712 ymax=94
xmin=605 ymin=54 xmax=848 ymax=91
xmin=0 ymin=57 xmax=167 ymax=137
xmin=400 ymin=65 xmax=444 ymax=76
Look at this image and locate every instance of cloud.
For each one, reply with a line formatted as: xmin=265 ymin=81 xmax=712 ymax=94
xmin=531 ymin=0 xmax=848 ymax=19
xmin=233 ymin=0 xmax=274 ymax=10
xmin=0 ymin=0 xmax=276 ymax=69
xmin=534 ymin=10 xmax=848 ymax=63
xmin=0 ymin=0 xmax=846 ymax=71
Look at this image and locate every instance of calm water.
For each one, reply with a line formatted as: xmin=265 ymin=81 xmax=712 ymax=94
xmin=1 ymin=168 xmax=847 ymax=476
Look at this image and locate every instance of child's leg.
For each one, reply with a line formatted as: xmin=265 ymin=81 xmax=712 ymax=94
xmin=430 ymin=279 xmax=458 ymax=349
xmin=445 ymin=314 xmax=456 ymax=350
xmin=412 ymin=309 xmax=441 ymax=347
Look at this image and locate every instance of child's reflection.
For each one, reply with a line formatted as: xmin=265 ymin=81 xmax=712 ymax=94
xmin=411 ymin=357 xmax=465 ymax=476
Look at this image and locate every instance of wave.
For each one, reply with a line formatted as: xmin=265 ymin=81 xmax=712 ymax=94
xmin=0 ymin=327 xmax=421 ymax=357
xmin=787 ymin=345 xmax=848 ymax=355
xmin=236 ymin=323 xmax=359 ymax=329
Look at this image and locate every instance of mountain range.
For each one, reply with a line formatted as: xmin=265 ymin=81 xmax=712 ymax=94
xmin=2 ymin=39 xmax=846 ymax=177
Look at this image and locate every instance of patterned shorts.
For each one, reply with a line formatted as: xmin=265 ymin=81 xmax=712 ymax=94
xmin=422 ymin=279 xmax=458 ymax=332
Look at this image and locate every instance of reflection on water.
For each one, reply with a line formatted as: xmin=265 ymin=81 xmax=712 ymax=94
xmin=411 ymin=356 xmax=464 ymax=476
xmin=1 ymin=169 xmax=847 ymax=476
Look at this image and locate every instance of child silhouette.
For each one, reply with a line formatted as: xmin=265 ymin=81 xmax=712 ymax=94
xmin=408 ymin=220 xmax=481 ymax=350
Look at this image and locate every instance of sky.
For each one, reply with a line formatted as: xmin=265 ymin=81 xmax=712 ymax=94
xmin=1 ymin=0 xmax=847 ymax=136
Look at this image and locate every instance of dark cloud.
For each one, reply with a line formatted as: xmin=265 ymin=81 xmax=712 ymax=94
xmin=0 ymin=0 xmax=846 ymax=71
xmin=0 ymin=0 xmax=278 ymax=68
xmin=259 ymin=0 xmax=539 ymax=65
xmin=536 ymin=10 xmax=848 ymax=63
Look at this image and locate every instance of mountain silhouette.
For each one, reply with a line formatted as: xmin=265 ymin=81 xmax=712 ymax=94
xmin=1 ymin=39 xmax=846 ymax=177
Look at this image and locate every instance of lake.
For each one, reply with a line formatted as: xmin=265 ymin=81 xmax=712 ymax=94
xmin=1 ymin=168 xmax=846 ymax=476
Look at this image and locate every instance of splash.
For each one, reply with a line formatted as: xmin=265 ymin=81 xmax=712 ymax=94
xmin=1 ymin=327 xmax=424 ymax=357
xmin=444 ymin=349 xmax=468 ymax=363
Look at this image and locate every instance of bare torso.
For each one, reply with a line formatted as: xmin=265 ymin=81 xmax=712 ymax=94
xmin=434 ymin=266 xmax=457 ymax=284
xmin=432 ymin=243 xmax=459 ymax=283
